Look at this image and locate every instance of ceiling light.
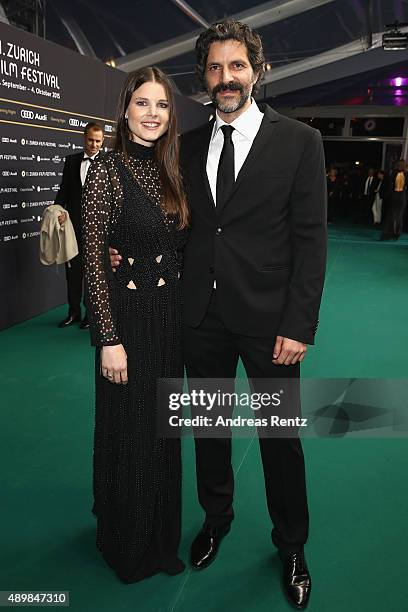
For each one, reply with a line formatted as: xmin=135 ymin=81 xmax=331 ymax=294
xmin=383 ymin=21 xmax=408 ymax=50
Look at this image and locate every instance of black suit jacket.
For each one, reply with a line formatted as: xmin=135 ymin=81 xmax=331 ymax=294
xmin=180 ymin=104 xmax=327 ymax=345
xmin=378 ymin=176 xmax=392 ymax=200
xmin=55 ymin=152 xmax=83 ymax=237
xmin=362 ymin=175 xmax=378 ymax=197
xmin=55 ymin=151 xmax=101 ymax=244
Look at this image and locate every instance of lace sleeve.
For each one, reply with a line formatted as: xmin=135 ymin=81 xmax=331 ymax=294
xmin=82 ymin=158 xmax=121 ymax=347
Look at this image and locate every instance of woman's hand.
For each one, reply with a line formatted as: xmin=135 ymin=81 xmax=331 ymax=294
xmin=109 ymin=247 xmax=122 ymax=273
xmin=101 ymin=344 xmax=128 ymax=384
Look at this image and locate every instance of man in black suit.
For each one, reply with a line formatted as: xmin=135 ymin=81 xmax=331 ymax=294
xmin=56 ymin=122 xmax=104 ymax=328
xmin=181 ymin=21 xmax=326 ymax=610
xmin=360 ymin=167 xmax=379 ymax=224
xmin=110 ymin=19 xmax=326 ymax=610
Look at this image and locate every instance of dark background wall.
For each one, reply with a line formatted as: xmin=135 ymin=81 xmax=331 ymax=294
xmin=0 ymin=22 xmax=210 ymax=330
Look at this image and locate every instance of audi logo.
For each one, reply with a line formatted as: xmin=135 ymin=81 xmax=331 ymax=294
xmin=21 ymin=110 xmax=34 ymax=119
xmin=69 ymin=118 xmax=80 ymax=127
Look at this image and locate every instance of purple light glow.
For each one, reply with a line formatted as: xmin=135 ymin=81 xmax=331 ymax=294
xmin=394 ymin=96 xmax=405 ymax=106
xmin=392 ymin=77 xmax=407 ymax=87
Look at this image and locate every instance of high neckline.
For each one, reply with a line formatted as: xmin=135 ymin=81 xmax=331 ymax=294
xmin=125 ymin=139 xmax=155 ymax=160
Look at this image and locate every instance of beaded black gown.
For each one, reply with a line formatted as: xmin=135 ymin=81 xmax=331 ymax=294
xmin=82 ymin=140 xmax=188 ymax=583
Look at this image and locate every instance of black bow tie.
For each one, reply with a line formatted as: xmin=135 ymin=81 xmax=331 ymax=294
xmin=83 ymin=155 xmax=96 ymax=162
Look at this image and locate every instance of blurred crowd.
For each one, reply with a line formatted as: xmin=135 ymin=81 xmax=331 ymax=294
xmin=326 ymin=159 xmax=407 ymax=240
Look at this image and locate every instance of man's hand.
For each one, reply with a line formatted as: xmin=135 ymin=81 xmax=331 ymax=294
xmin=101 ymin=344 xmax=128 ymax=384
xmin=58 ymin=212 xmax=67 ymax=226
xmin=272 ymin=336 xmax=307 ymax=365
xmin=109 ymin=247 xmax=122 ymax=273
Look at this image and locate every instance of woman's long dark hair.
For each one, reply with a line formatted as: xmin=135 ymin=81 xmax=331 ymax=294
xmin=114 ymin=67 xmax=189 ymax=228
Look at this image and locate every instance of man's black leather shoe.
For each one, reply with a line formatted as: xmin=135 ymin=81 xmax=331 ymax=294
xmin=190 ymin=523 xmax=230 ymax=570
xmin=80 ymin=318 xmax=90 ymax=329
xmin=281 ymin=550 xmax=311 ymax=609
xmin=58 ymin=315 xmax=80 ymax=328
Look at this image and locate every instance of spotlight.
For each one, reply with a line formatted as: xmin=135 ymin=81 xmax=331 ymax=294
xmin=106 ymin=59 xmax=116 ymax=67
xmin=382 ymin=21 xmax=408 ymax=50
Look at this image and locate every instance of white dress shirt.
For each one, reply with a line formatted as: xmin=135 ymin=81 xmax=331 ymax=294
xmin=364 ymin=175 xmax=373 ymax=195
xmin=206 ymin=99 xmax=264 ymax=205
xmin=80 ymin=152 xmax=98 ymax=187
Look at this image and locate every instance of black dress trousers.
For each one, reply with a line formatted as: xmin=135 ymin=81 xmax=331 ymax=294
xmin=65 ymin=229 xmax=86 ymax=318
xmin=183 ymin=290 xmax=309 ymax=555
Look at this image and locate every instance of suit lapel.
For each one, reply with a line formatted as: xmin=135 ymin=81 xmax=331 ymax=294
xmin=216 ymin=105 xmax=280 ymax=215
xmin=74 ymin=152 xmax=83 ymax=192
xmin=199 ymin=121 xmax=217 ymax=210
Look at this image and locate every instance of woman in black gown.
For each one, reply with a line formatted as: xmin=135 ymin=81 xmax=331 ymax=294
xmin=381 ymin=159 xmax=407 ymax=241
xmin=82 ymin=67 xmax=189 ymax=583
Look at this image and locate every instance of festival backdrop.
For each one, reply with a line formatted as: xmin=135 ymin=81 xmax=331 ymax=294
xmin=0 ymin=21 xmax=210 ymax=330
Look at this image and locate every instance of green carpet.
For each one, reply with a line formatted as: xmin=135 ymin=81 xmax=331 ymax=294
xmin=1 ymin=224 xmax=407 ymax=611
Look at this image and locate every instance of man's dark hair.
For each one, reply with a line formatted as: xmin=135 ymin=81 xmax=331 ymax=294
xmin=195 ymin=19 xmax=265 ymax=94
xmin=84 ymin=122 xmax=104 ymax=136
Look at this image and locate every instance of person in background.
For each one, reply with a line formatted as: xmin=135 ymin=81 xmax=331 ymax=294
xmin=327 ymin=167 xmax=339 ymax=223
xmin=350 ymin=166 xmax=364 ymax=223
xmin=339 ymin=173 xmax=353 ymax=220
xmin=372 ymin=170 xmax=388 ymax=226
xmin=381 ymin=160 xmax=407 ymax=241
xmin=56 ymin=122 xmax=104 ymax=328
xmin=360 ymin=167 xmax=378 ymax=225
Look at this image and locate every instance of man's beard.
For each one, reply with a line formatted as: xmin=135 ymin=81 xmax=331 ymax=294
xmin=208 ymin=81 xmax=252 ymax=113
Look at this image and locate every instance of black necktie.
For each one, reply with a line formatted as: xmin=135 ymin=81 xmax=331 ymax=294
xmin=216 ymin=125 xmax=235 ymax=208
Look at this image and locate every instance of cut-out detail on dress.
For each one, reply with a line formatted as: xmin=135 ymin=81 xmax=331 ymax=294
xmin=127 ymin=280 xmax=137 ymax=289
xmin=157 ymin=277 xmax=166 ymax=287
xmin=128 ymin=257 xmax=134 ymax=266
xmin=155 ymin=254 xmax=162 ymax=263
xmin=177 ymin=271 xmax=181 ymax=279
